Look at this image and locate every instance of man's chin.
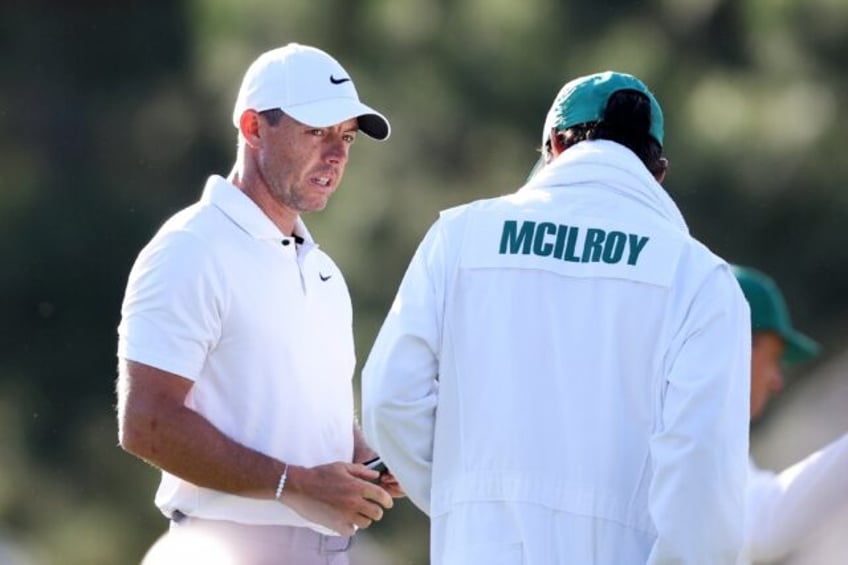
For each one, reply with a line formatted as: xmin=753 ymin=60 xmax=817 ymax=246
xmin=749 ymin=402 xmax=763 ymax=422
xmin=302 ymin=202 xmax=329 ymax=214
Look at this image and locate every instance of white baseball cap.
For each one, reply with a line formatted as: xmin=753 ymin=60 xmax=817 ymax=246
xmin=232 ymin=43 xmax=390 ymax=141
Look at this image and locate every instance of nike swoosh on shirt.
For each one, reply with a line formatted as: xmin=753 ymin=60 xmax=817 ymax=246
xmin=320 ymin=273 xmax=332 ymax=282
xmin=330 ymin=75 xmax=351 ymax=85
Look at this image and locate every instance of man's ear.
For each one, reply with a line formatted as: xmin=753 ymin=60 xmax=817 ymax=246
xmin=238 ymin=110 xmax=262 ymax=148
xmin=549 ymin=129 xmax=567 ymax=159
xmin=654 ymin=157 xmax=669 ymax=183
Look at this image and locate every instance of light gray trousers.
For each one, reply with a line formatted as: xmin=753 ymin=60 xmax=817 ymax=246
xmin=164 ymin=513 xmax=352 ymax=565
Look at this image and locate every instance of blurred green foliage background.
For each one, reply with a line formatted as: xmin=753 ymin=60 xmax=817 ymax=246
xmin=2 ymin=0 xmax=847 ymax=563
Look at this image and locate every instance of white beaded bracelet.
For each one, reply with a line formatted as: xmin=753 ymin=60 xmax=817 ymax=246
xmin=275 ymin=464 xmax=289 ymax=500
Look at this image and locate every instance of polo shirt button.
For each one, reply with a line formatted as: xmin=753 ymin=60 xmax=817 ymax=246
xmin=281 ymin=239 xmax=291 ymax=246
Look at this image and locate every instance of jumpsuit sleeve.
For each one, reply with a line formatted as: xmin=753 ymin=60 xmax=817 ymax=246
xmin=361 ymin=220 xmax=447 ymax=515
xmin=648 ymin=264 xmax=752 ymax=564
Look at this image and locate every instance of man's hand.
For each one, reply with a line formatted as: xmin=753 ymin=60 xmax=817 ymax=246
xmin=280 ymin=462 xmax=394 ymax=536
xmin=376 ymin=471 xmax=406 ymax=499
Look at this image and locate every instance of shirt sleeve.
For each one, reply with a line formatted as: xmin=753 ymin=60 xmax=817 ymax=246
xmin=744 ymin=433 xmax=848 ymax=562
xmin=361 ymin=219 xmax=446 ymax=515
xmin=648 ymin=264 xmax=752 ymax=564
xmin=117 ymin=229 xmax=224 ymax=380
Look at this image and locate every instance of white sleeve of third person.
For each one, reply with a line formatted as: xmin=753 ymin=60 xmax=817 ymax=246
xmin=744 ymin=432 xmax=848 ymax=562
xmin=648 ymin=265 xmax=752 ymax=565
xmin=361 ymin=220 xmax=447 ymax=515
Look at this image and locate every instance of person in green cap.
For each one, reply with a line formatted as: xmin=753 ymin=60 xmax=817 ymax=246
xmin=733 ymin=265 xmax=821 ymax=421
xmin=362 ymin=71 xmax=751 ymax=564
xmin=732 ymin=265 xmax=848 ymax=564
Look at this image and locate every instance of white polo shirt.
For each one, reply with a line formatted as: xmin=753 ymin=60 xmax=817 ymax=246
xmin=118 ymin=175 xmax=355 ymax=529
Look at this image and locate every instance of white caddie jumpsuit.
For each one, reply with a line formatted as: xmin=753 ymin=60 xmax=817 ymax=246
xmin=363 ymin=140 xmax=752 ymax=565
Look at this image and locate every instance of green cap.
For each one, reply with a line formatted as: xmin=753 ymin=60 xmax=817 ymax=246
xmin=541 ymin=71 xmax=665 ymax=150
xmin=731 ymin=265 xmax=821 ymax=364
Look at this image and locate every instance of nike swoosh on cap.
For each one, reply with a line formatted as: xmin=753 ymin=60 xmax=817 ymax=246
xmin=330 ymin=75 xmax=351 ymax=85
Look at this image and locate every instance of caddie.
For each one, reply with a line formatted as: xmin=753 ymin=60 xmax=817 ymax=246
xmin=362 ymin=71 xmax=751 ymax=564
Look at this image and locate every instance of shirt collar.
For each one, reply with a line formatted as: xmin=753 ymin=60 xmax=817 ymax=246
xmin=200 ymin=175 xmax=315 ymax=243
